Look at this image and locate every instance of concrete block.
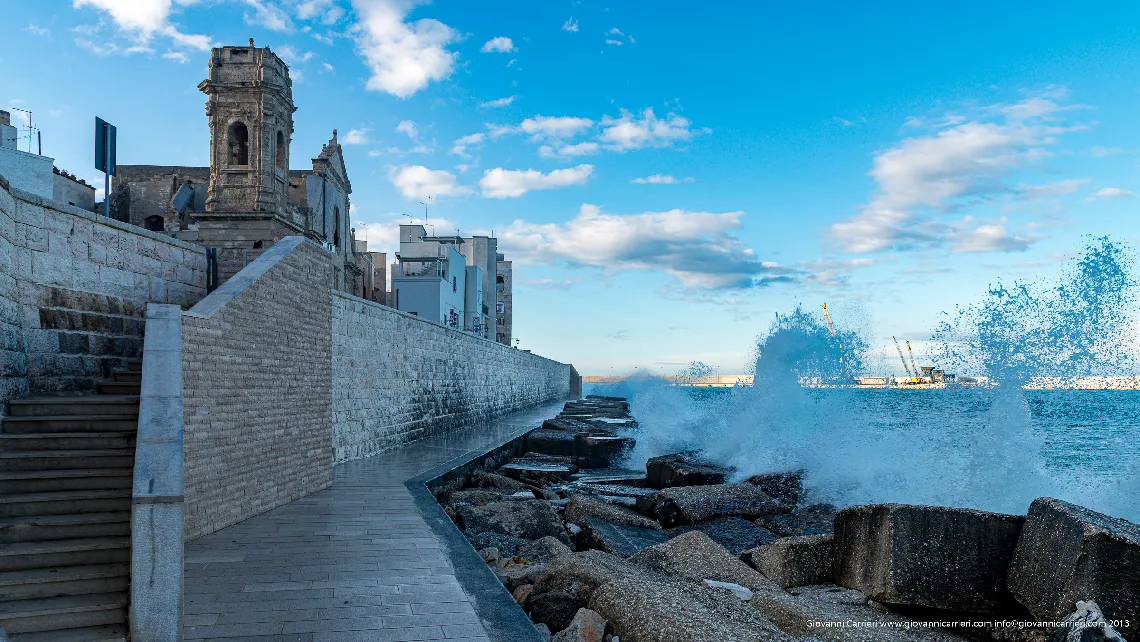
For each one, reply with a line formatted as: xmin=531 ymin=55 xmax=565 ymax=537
xmin=742 ymin=534 xmax=834 ymax=588
xmin=833 ymin=503 xmax=1024 ymax=613
xmin=646 ymin=451 xmax=731 ymax=489
xmin=1007 ymin=498 xmax=1140 ymax=638
xmin=22 ymin=224 xmax=48 ymax=252
xmin=650 ymin=483 xmax=788 ymax=528
xmin=130 ymin=502 xmax=184 ymax=642
xmin=15 ymin=200 xmax=44 ymax=227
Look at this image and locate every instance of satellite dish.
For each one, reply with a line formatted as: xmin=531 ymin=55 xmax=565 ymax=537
xmin=173 ymin=184 xmax=194 ymax=214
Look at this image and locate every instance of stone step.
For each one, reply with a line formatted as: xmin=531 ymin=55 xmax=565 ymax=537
xmin=94 ymin=382 xmax=140 ymax=396
xmin=0 ymin=537 xmax=130 ymax=572
xmin=0 ymin=416 xmax=139 ymax=434
xmin=0 ymin=469 xmax=133 ymax=494
xmin=0 ymin=564 xmax=129 ymax=602
xmin=0 ymin=433 xmax=136 ymax=452
xmin=7 ymin=623 xmax=127 ymax=642
xmin=0 ymin=592 xmax=127 ymax=635
xmin=0 ymin=450 xmax=135 ymax=472
xmin=6 ymin=397 xmax=139 ymax=418
xmin=0 ymin=512 xmax=131 ymax=543
xmin=110 ymin=371 xmax=140 ymax=384
xmin=0 ymin=490 xmax=130 ymax=518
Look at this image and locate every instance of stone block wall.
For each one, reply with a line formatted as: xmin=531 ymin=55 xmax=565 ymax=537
xmin=182 ymin=237 xmax=333 ymax=540
xmin=332 ymin=293 xmax=571 ymax=463
xmin=0 ymin=175 xmax=206 ymax=413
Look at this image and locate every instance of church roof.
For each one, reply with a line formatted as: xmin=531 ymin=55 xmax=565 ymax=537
xmin=312 ymin=129 xmax=351 ymax=194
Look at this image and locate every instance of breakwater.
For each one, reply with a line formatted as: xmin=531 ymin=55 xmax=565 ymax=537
xmin=434 ymin=395 xmax=1139 ymax=642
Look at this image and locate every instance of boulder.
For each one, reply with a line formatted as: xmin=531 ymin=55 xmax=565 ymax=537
xmin=536 ymin=623 xmax=553 ymax=642
xmin=527 ymin=429 xmax=579 ymax=456
xmin=1006 ymin=497 xmax=1140 ymax=637
xmin=579 ymin=518 xmax=669 ymax=558
xmin=568 ymin=483 xmax=656 ymax=500
xmin=666 ymin=517 xmax=779 ymax=554
xmin=459 ymin=500 xmax=569 ymax=543
xmin=446 ymin=489 xmax=505 ymax=507
xmin=571 ymin=470 xmax=648 ymax=485
xmin=649 ymin=483 xmax=788 ymax=528
xmin=469 ymin=469 xmax=530 ymax=491
xmin=575 ymin=435 xmax=635 ymax=469
xmin=466 ymin=531 xmax=526 ymax=556
xmin=703 ymin=579 xmax=754 ymax=600
xmin=589 ymin=577 xmax=793 ymax=642
xmin=531 ymin=550 xmax=648 ymax=633
xmin=747 ymin=470 xmax=805 ymax=507
xmin=628 ymin=530 xmax=780 ymax=592
xmin=645 ymin=451 xmax=732 ymax=489
xmin=496 ymin=557 xmax=545 ymax=590
xmin=758 ymin=503 xmax=837 ymax=536
xmin=786 ymin=584 xmax=868 ymax=605
xmin=545 ymin=417 xmax=607 ymax=434
xmin=501 ymin=455 xmax=578 ymax=486
xmin=741 ymin=534 xmax=834 ymax=588
xmin=531 ymin=589 xmax=592 ymax=634
xmin=1046 ymin=600 xmax=1126 ymax=642
xmin=519 ymin=536 xmax=573 ymax=564
xmin=833 ymin=503 xmax=1025 ymax=613
xmin=513 ymin=584 xmax=534 ymax=606
xmin=565 ymin=495 xmax=661 ymax=530
xmin=552 ymin=608 xmax=607 ymax=642
xmin=479 ymin=547 xmax=501 ymax=566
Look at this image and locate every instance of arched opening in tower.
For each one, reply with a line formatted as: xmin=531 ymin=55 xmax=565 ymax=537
xmin=276 ymin=131 xmax=286 ymax=169
xmin=228 ymin=122 xmax=249 ymax=165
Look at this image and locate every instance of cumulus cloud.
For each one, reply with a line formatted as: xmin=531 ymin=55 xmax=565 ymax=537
xmin=351 ymin=0 xmax=460 ymax=98
xmin=479 ymin=165 xmax=594 ymax=198
xmin=1085 ymin=187 xmax=1137 ymax=201
xmin=389 ymin=165 xmax=472 ymax=200
xmin=449 ymin=132 xmax=484 ymax=157
xmin=1017 ymin=178 xmax=1088 ymax=199
xmin=952 ymin=224 xmax=1032 ymax=253
xmin=341 ymin=128 xmax=370 ymax=144
xmin=355 ymin=214 xmax=459 ymax=257
xmin=72 ymin=0 xmax=213 ymax=52
xmin=162 ymin=51 xmax=189 ymax=63
xmin=538 ymin=142 xmax=599 ymax=159
xmin=496 ymin=204 xmax=794 ymax=289
xmin=243 ymin=0 xmax=292 ymax=31
xmin=396 ymin=119 xmax=418 ymax=139
xmin=480 ymin=36 xmax=515 ymax=53
xmin=599 ymin=109 xmax=699 ymax=151
xmin=631 ymin=174 xmax=694 ymax=185
xmin=480 ymin=95 xmax=516 ymax=108
xmin=275 ymin=44 xmax=315 ymax=65
xmin=296 ymin=0 xmax=344 ymax=24
xmin=562 ymin=17 xmax=578 ymax=32
xmin=830 ymin=88 xmax=1087 ymax=254
xmin=520 ymin=116 xmax=595 ymax=141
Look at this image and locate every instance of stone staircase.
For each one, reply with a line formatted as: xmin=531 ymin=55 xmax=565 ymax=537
xmin=0 ymin=361 xmax=142 ymax=641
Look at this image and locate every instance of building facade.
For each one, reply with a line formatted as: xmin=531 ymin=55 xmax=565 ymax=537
xmin=496 ymin=253 xmax=513 ymax=346
xmin=459 ymin=236 xmax=497 ymax=338
xmin=392 ymin=225 xmax=469 ymax=328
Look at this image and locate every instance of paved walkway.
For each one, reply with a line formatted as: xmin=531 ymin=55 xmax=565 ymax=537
xmin=183 ymin=401 xmax=564 ymax=641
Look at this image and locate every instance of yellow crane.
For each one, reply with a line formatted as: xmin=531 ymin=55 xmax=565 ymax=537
xmin=893 ymin=336 xmax=913 ymax=379
xmin=820 ymin=303 xmax=837 ymax=336
xmin=905 ymin=341 xmax=919 ymax=381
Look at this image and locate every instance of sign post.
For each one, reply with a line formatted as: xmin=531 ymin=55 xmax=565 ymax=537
xmin=95 ymin=117 xmax=117 ymax=217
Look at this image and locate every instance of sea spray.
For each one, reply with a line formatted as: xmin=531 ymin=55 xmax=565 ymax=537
xmin=597 ymin=236 xmax=1140 ymax=521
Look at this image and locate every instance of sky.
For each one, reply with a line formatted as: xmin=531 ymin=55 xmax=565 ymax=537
xmin=5 ymin=1 xmax=1140 ymax=375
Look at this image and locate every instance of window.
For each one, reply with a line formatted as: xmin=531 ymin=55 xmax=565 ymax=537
xmin=144 ymin=215 xmax=164 ymax=232
xmin=453 ymin=276 xmax=457 ymax=292
xmin=496 ymin=275 xmax=505 ymax=284
xmin=333 ymin=205 xmax=340 ymax=247
xmin=228 ymin=122 xmax=249 ymax=165
xmin=276 ymin=131 xmax=286 ymax=169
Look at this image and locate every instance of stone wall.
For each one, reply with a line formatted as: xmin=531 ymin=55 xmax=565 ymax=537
xmin=0 ymin=174 xmax=206 ymax=413
xmin=332 ymin=292 xmax=571 ymax=463
xmin=182 ymin=237 xmax=333 ymax=540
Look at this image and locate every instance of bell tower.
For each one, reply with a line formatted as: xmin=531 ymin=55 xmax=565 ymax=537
xmin=199 ymin=38 xmax=295 ymax=215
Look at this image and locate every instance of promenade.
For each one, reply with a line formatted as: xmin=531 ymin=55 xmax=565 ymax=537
xmin=182 ymin=401 xmax=564 ymax=641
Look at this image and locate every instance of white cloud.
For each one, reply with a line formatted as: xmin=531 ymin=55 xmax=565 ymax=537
xmin=72 ymin=0 xmax=213 ymax=52
xmin=162 ymin=50 xmax=189 ymax=63
xmin=1017 ymin=178 xmax=1088 ymax=199
xmin=562 ymin=17 xmax=578 ymax=32
xmin=631 ymin=174 xmax=695 ymax=185
xmin=479 ymin=164 xmax=593 ymax=198
xmin=26 ymin=25 xmax=51 ymax=37
xmin=497 ymin=204 xmax=795 ymax=289
xmin=480 ymin=36 xmax=515 ymax=53
xmin=599 ymin=108 xmax=698 ymax=151
xmin=538 ymin=142 xmax=599 ymax=159
xmin=243 ymin=0 xmax=292 ymax=31
xmin=830 ymin=89 xmax=1086 ymax=254
xmin=389 ymin=165 xmax=472 ymax=200
xmin=342 ymin=128 xmax=370 ymax=144
xmin=356 ymin=214 xmax=459 ymax=257
xmin=275 ymin=44 xmax=315 ymax=64
xmin=449 ymin=132 xmax=484 ymax=156
xmin=520 ymin=116 xmax=594 ymax=140
xmin=396 ymin=119 xmax=418 ymax=139
xmin=1090 ymin=145 xmax=1124 ymax=157
xmin=605 ymin=39 xmax=623 ymax=46
xmin=322 ymin=62 xmax=334 ymax=72
xmin=1085 ymin=187 xmax=1137 ymax=201
xmin=480 ymin=95 xmax=516 ymax=108
xmin=351 ymin=0 xmax=460 ymax=99
xmin=296 ymin=0 xmax=344 ymax=24
xmin=952 ymin=224 xmax=1032 ymax=253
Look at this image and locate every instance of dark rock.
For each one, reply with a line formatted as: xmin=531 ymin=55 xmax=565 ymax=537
xmin=535 ymin=623 xmax=553 ymax=642
xmin=758 ymin=503 xmax=837 ymax=536
xmin=666 ymin=517 xmax=779 ymax=555
xmin=786 ymin=584 xmax=869 ymax=605
xmin=579 ymin=518 xmax=669 ymax=558
xmin=530 ymin=590 xmax=589 ymax=634
xmin=496 ymin=557 xmax=545 ymax=590
xmin=565 ymin=495 xmax=660 ymax=530
xmin=479 ymin=547 xmax=501 ymax=566
xmin=746 ymin=470 xmax=805 ymax=507
xmin=465 ymin=531 xmax=526 ymax=556
xmin=649 ymin=483 xmax=789 ymax=528
xmin=590 ymin=577 xmax=793 ymax=642
xmin=1007 ymin=497 xmax=1140 ymax=637
xmin=459 ymin=500 xmax=569 ymax=543
xmin=574 ymin=435 xmax=634 ymax=469
xmin=469 ymin=469 xmax=530 ymax=491
xmin=526 ymin=429 xmax=579 ymax=456
xmin=741 ymin=534 xmax=834 ymax=588
xmin=518 ymin=536 xmax=573 ymax=564
xmin=447 ymin=489 xmax=512 ymax=507
xmin=629 ymin=530 xmax=780 ymax=592
xmin=500 ymin=455 xmax=578 ymax=486
xmin=530 ymin=550 xmax=645 ymax=633
xmin=645 ymin=451 xmax=732 ymax=489
xmin=566 ymin=483 xmax=656 ymax=501
xmin=1046 ymin=600 xmax=1126 ymax=642
xmin=551 ymin=607 xmax=607 ymax=642
xmin=544 ymin=417 xmax=606 ymax=434
xmin=833 ymin=503 xmax=1025 ymax=613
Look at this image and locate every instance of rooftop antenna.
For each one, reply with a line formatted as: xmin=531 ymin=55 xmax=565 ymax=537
xmin=418 ymin=195 xmax=433 ymax=234
xmin=9 ymin=108 xmax=35 ymax=154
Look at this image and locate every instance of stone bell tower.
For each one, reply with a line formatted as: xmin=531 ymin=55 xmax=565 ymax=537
xmin=199 ymin=39 xmax=295 ymax=215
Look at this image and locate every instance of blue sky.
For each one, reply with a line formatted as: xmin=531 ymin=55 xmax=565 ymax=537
xmin=5 ymin=1 xmax=1140 ymax=375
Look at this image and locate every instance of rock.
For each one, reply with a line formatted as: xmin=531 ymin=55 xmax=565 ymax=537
xmin=565 ymin=495 xmax=661 ymax=530
xmin=666 ymin=517 xmax=779 ymax=554
xmin=703 ymin=579 xmax=754 ymax=600
xmin=645 ymin=451 xmax=732 ymax=489
xmin=570 ymin=470 xmax=648 ymax=485
xmin=746 ymin=470 xmax=805 ymax=507
xmin=1007 ymin=497 xmax=1140 ymax=637
xmin=496 ymin=557 xmax=545 ymax=590
xmin=501 ymin=455 xmax=578 ymax=486
xmin=1047 ymin=600 xmax=1126 ymax=642
xmin=536 ymin=622 xmax=553 ymax=642
xmin=531 ymin=590 xmax=591 ymax=634
xmin=465 ymin=531 xmax=526 ymax=556
xmin=567 ymin=523 xmax=582 ymax=537
xmin=479 ymin=547 xmax=501 ymax=566
xmin=447 ymin=489 xmax=506 ymax=507
xmin=568 ymin=483 xmax=656 ymax=500
xmin=530 ymin=549 xmax=654 ymax=630
xmin=649 ymin=483 xmax=788 ymax=528
xmin=575 ymin=435 xmax=635 ymax=469
xmin=833 ymin=503 xmax=1025 ymax=613
xmin=787 ymin=584 xmax=868 ymax=605
xmin=741 ymin=534 xmax=835 ymax=589
xmin=519 ymin=536 xmax=573 ymax=564
xmin=552 ymin=608 xmax=607 ymax=642
xmin=579 ymin=518 xmax=670 ymax=558
xmin=527 ymin=429 xmax=580 ymax=456
xmin=544 ymin=417 xmax=606 ymax=434
xmin=459 ymin=500 xmax=569 ymax=543
xmin=513 ymin=583 xmax=534 ymax=606
xmin=589 ymin=577 xmax=793 ymax=642
xmin=758 ymin=503 xmax=837 ymax=536
xmin=469 ymin=469 xmax=530 ymax=491
xmin=629 ymin=530 xmax=780 ymax=592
